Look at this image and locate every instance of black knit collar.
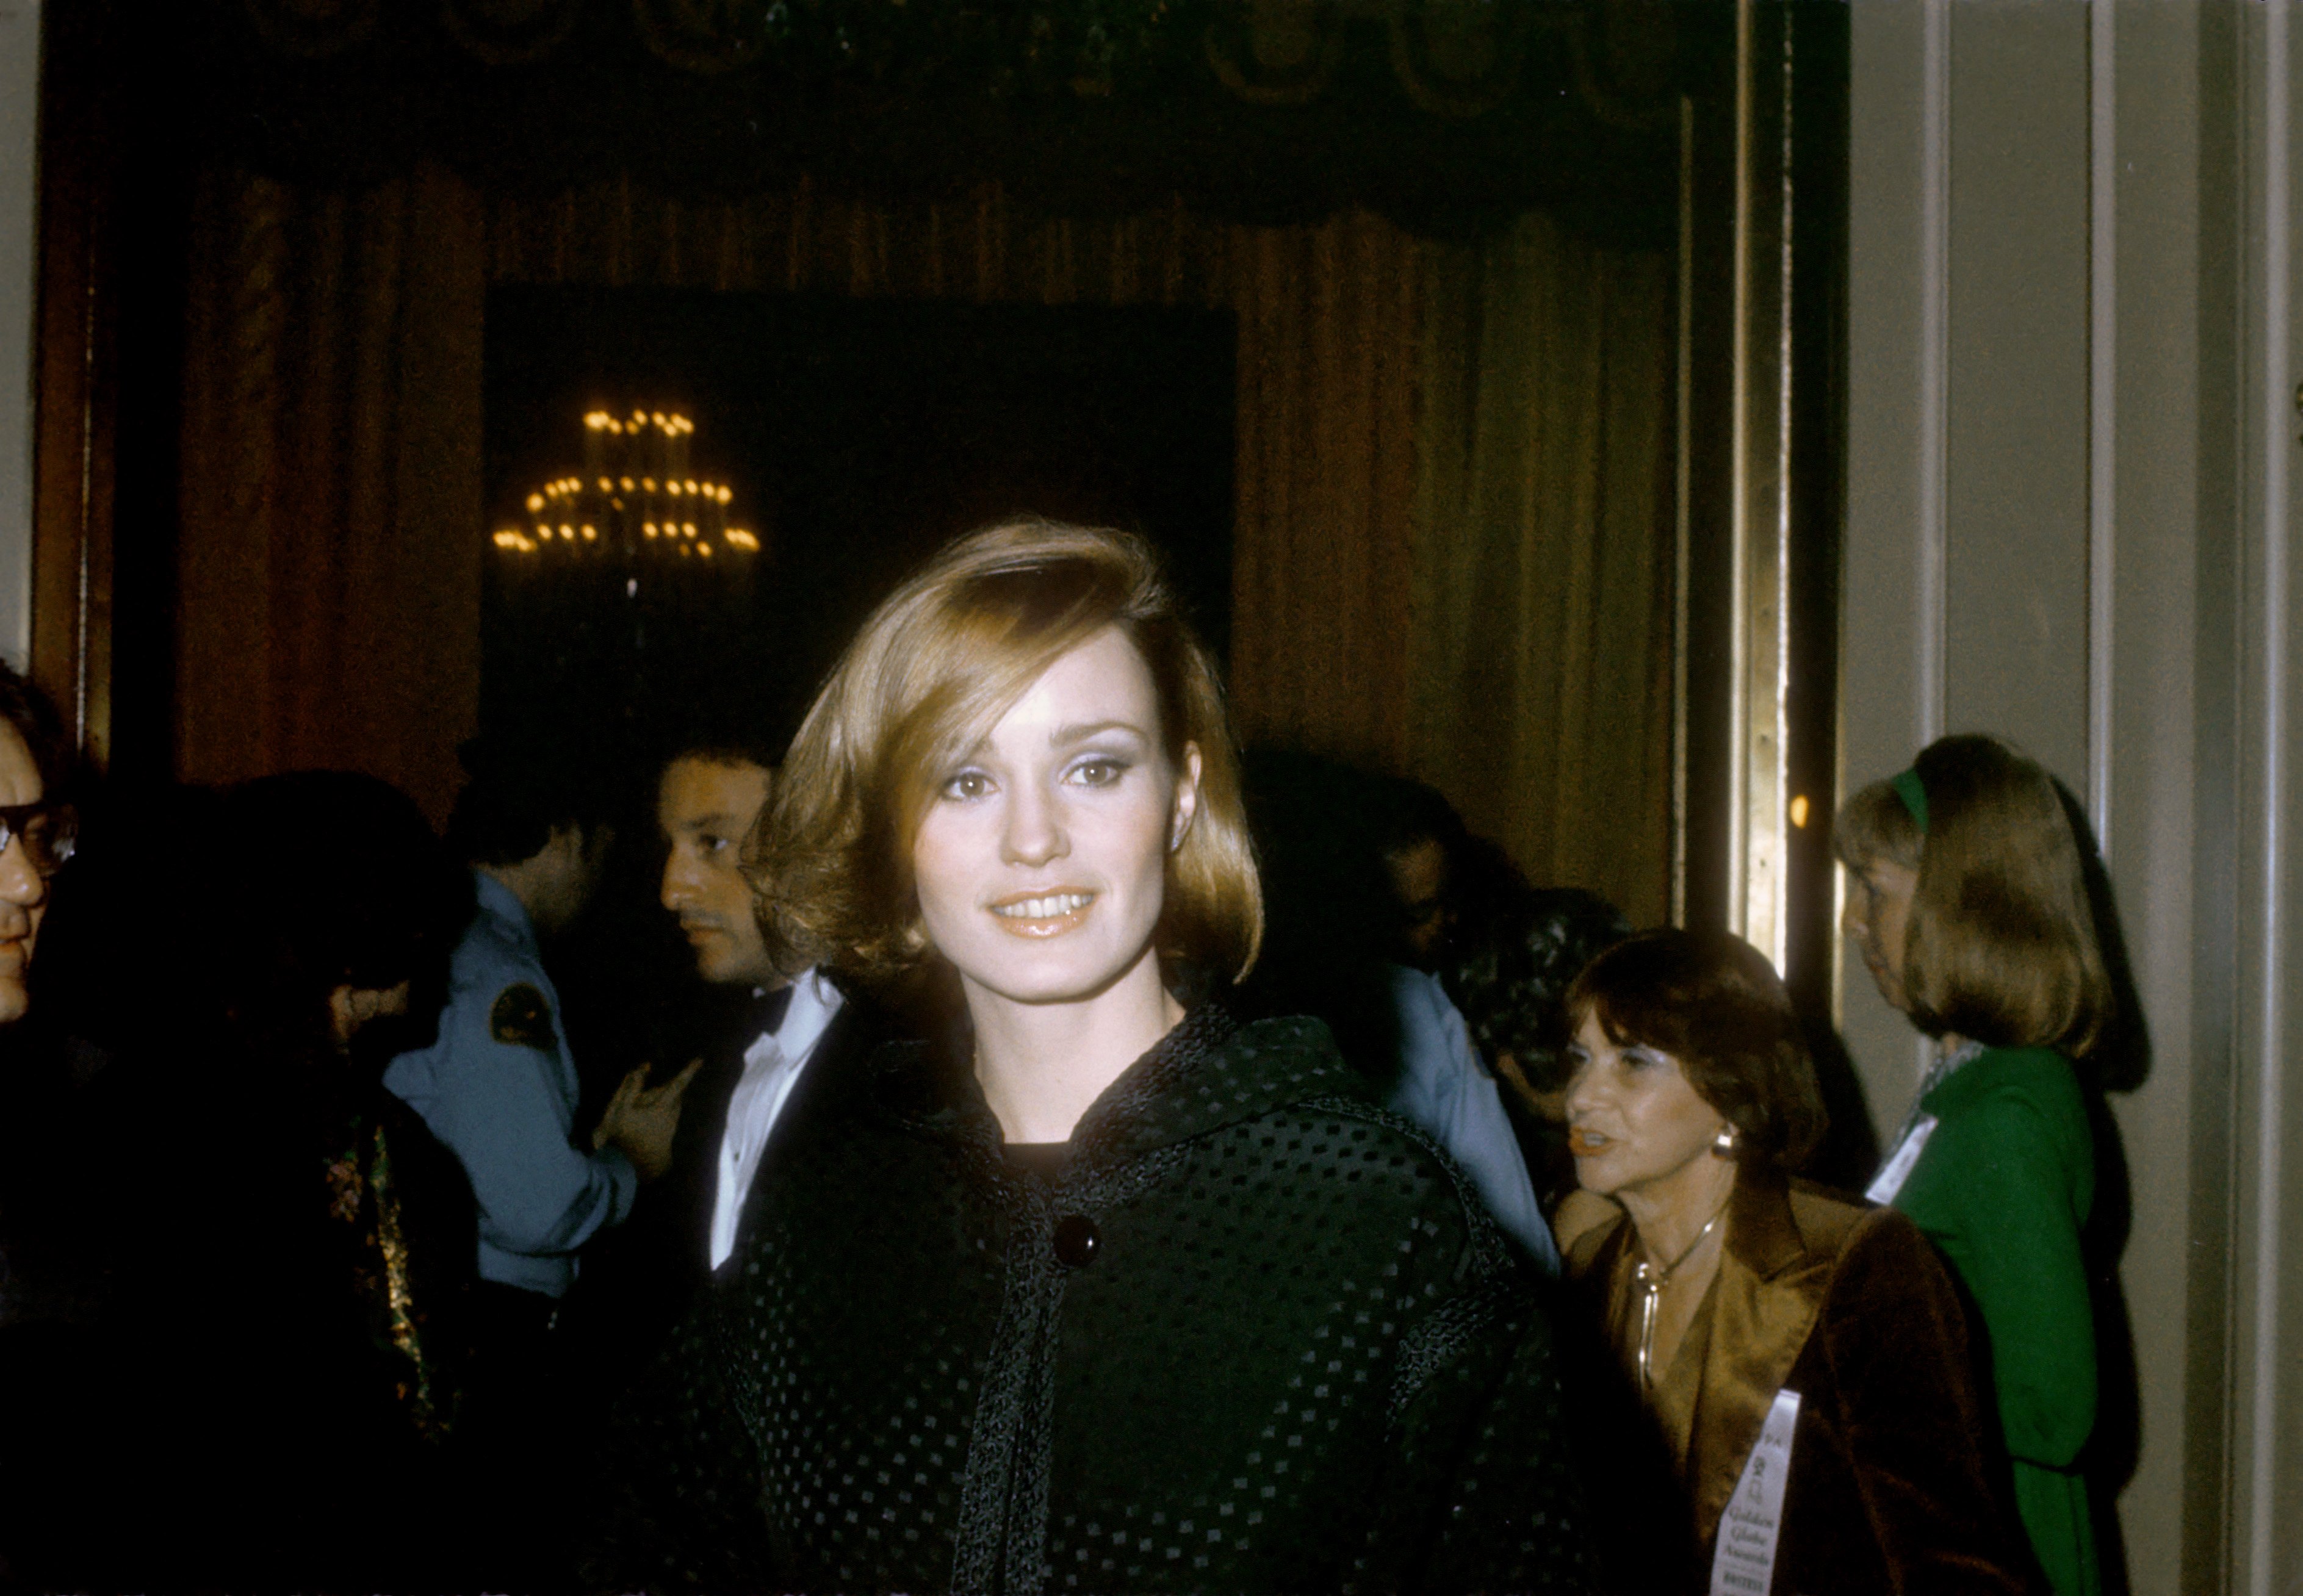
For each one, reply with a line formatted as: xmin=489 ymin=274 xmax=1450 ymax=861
xmin=868 ymin=1001 xmax=1360 ymax=1162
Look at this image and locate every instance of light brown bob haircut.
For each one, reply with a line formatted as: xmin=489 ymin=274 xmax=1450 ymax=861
xmin=1566 ymin=928 xmax=1826 ymax=1173
xmin=749 ymin=519 xmax=1263 ymax=987
xmin=1837 ymin=734 xmax=2111 ymax=1057
xmin=1831 ymin=776 xmax=1923 ymax=879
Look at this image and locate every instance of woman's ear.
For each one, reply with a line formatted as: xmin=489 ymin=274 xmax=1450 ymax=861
xmin=1169 ymin=743 xmax=1203 ymax=853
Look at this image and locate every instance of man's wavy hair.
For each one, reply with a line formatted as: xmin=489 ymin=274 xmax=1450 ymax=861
xmin=749 ymin=520 xmax=1263 ymax=988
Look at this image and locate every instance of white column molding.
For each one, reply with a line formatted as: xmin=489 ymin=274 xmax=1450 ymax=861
xmin=0 ymin=1 xmax=40 ymax=674
xmin=2241 ymin=5 xmax=2293 ymax=1591
xmin=2088 ymin=0 xmax=2116 ymax=850
xmin=1916 ymin=0 xmax=1950 ymax=747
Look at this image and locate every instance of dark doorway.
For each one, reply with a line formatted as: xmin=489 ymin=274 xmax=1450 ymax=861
xmin=481 ymin=287 xmax=1238 ymax=748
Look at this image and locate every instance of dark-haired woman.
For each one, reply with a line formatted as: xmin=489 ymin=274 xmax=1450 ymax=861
xmin=1560 ymin=927 xmax=2036 ymax=1592
xmin=1837 ymin=736 xmax=2108 ymax=1596
xmin=85 ymin=772 xmax=482 ymax=1591
xmin=596 ymin=521 xmax=1593 ymax=1594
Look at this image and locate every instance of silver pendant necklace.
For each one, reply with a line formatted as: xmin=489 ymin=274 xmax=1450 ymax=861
xmin=1632 ymin=1199 xmax=1731 ymax=1389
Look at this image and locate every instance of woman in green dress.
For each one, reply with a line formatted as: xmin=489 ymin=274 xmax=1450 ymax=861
xmin=1836 ymin=734 xmax=2112 ymax=1596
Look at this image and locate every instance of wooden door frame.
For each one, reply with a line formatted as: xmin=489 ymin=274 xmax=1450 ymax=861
xmin=1676 ymin=0 xmax=1848 ymax=1022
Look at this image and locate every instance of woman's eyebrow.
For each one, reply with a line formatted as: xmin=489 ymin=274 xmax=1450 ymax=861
xmin=1048 ymin=719 xmax=1151 ymax=747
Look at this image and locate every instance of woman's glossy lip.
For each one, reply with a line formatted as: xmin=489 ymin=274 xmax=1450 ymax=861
xmin=1566 ymin=1127 xmax=1613 ymax=1157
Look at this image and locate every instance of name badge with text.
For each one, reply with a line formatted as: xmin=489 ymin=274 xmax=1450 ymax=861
xmin=1709 ymin=1387 xmax=1801 ymax=1596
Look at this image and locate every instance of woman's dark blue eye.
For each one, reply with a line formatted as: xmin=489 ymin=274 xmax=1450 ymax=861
xmin=1073 ymin=757 xmax=1128 ymax=788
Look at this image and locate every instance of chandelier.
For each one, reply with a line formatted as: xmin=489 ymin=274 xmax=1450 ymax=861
xmin=493 ymin=408 xmax=760 ymax=566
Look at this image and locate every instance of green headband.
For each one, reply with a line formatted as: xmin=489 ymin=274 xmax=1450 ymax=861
xmin=1890 ymin=767 xmax=1930 ymax=833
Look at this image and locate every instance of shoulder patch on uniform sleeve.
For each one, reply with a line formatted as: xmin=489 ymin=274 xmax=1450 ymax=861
xmin=489 ymin=983 xmax=555 ymax=1049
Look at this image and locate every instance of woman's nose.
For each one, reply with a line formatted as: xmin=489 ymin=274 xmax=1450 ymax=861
xmin=1839 ymin=888 xmax=1865 ymax=943
xmin=1564 ymin=1065 xmax=1602 ymax=1119
xmin=1000 ymin=783 xmax=1070 ymax=868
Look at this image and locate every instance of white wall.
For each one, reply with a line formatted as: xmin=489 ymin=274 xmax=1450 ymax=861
xmin=0 ymin=0 xmax=38 ymax=670
xmin=1845 ymin=4 xmax=2301 ymax=1591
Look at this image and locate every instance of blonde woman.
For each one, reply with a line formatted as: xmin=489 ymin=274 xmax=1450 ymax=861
xmin=595 ymin=522 xmax=1592 ymax=1595
xmin=1837 ymin=735 xmax=2110 ymax=1596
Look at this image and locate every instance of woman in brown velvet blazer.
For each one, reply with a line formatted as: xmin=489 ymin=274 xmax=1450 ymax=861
xmin=1559 ymin=928 xmax=2039 ymax=1594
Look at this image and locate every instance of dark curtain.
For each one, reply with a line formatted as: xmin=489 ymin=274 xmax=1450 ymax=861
xmin=1410 ymin=213 xmax=1678 ymax=925
xmin=175 ymin=168 xmax=1431 ymax=819
xmin=173 ymin=165 xmax=1673 ymax=904
xmin=175 ymin=167 xmax=486 ymax=822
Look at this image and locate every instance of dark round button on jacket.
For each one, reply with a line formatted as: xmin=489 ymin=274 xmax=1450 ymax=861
xmin=1052 ymin=1214 xmax=1101 ymax=1268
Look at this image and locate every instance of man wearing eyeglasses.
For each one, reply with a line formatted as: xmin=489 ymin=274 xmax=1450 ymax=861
xmin=0 ymin=664 xmax=79 ymax=1587
xmin=0 ymin=667 xmax=74 ymax=1025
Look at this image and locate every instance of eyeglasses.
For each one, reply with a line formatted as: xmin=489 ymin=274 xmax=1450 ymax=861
xmin=0 ymin=802 xmax=77 ymax=878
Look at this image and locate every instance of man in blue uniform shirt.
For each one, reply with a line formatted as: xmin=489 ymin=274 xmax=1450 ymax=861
xmin=384 ymin=739 xmax=692 ymax=1582
xmin=384 ymin=744 xmax=690 ymax=1317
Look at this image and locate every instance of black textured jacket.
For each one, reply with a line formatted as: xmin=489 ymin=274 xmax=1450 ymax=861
xmin=597 ymin=1003 xmax=1594 ymax=1595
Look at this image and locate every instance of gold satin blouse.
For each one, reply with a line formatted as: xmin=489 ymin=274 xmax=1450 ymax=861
xmin=1567 ymin=1173 xmax=1859 ymax=1553
xmin=1601 ymin=1267 xmax=1719 ymax=1481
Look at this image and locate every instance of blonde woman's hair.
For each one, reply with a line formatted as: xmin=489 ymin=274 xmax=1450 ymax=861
xmin=1841 ymin=734 xmax=2112 ymax=1057
xmin=750 ymin=519 xmax=1263 ymax=987
xmin=1831 ymin=777 xmax=1923 ymax=877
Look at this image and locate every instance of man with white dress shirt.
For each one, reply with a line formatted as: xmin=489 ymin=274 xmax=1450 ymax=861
xmin=564 ymin=734 xmax=884 ymax=1403
xmin=648 ymin=741 xmax=882 ymax=1281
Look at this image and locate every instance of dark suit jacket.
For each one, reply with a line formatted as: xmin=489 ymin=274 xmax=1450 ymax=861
xmin=566 ymin=983 xmax=885 ymax=1384
xmin=671 ymin=983 xmax=886 ymax=1278
xmin=1567 ymin=1174 xmax=2042 ymax=1595
xmin=654 ymin=985 xmax=776 ymax=1283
